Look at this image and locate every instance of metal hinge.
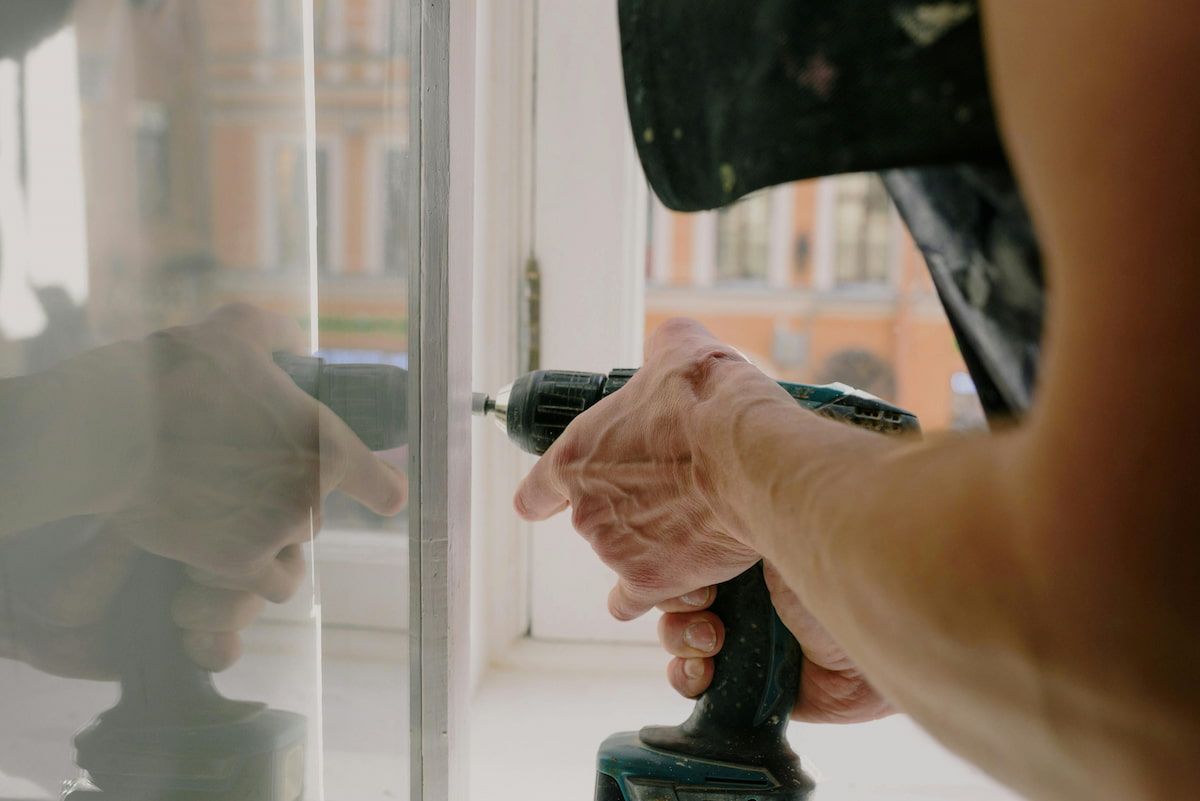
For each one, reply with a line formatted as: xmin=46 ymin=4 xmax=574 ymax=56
xmin=519 ymin=255 xmax=541 ymax=374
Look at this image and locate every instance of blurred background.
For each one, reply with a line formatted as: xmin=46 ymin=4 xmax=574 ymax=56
xmin=0 ymin=1 xmax=998 ymax=800
xmin=0 ymin=1 xmax=412 ymax=797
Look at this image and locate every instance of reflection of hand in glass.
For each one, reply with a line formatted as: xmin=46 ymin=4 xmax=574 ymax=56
xmin=0 ymin=303 xmax=408 ymax=675
xmin=0 ymin=517 xmax=268 ymax=678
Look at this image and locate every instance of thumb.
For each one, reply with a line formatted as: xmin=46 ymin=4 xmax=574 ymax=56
xmin=763 ymin=560 xmax=853 ymax=671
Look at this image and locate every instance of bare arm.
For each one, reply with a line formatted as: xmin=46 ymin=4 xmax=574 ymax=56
xmin=516 ymin=3 xmax=1200 ymax=798
xmin=693 ymin=2 xmax=1200 ymax=797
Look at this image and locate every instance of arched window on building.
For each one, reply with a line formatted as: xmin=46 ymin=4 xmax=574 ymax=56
xmin=818 ymin=348 xmax=897 ymax=402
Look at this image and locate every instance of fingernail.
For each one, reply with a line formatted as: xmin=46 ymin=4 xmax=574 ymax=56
xmin=680 ymin=588 xmax=710 ymax=607
xmin=683 ymin=658 xmax=705 ymax=680
xmin=684 ymin=622 xmax=716 ymax=652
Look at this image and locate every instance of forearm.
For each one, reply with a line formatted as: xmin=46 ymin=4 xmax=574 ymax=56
xmin=0 ymin=343 xmax=151 ymax=537
xmin=696 ymin=364 xmax=1199 ymax=800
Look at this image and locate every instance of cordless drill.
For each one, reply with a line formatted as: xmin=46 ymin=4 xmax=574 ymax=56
xmin=63 ymin=354 xmax=407 ymax=800
xmin=473 ymin=368 xmax=920 ymax=801
xmin=65 ymin=355 xmax=912 ymax=801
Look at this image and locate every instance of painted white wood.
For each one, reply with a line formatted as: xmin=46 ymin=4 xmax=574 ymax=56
xmin=469 ymin=0 xmax=537 ymax=691
xmin=526 ymin=0 xmax=656 ymax=646
xmin=408 ymin=0 xmax=475 ymax=799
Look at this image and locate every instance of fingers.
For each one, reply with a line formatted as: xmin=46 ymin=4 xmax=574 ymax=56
xmin=318 ymin=403 xmax=409 ymax=515
xmin=186 ymin=543 xmax=308 ymax=604
xmin=666 ymin=655 xmax=713 ymax=699
xmin=608 ymin=580 xmax=659 ymax=621
xmin=172 ymin=583 xmax=266 ymax=633
xmin=791 ymin=657 xmax=897 ymax=724
xmin=657 ymin=609 xmax=723 ymax=657
xmin=655 ymin=586 xmax=716 ymax=613
xmin=658 ymin=606 xmax=724 ymax=699
xmin=172 ymin=578 xmax=266 ymax=673
xmin=763 ymin=560 xmax=853 ymax=670
xmin=181 ymin=630 xmax=244 ymax=672
xmin=611 ymin=575 xmax=721 ymax=621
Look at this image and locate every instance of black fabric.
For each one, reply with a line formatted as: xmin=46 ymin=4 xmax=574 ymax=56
xmin=618 ymin=0 xmax=1045 ymax=420
xmin=0 ymin=1 xmax=76 ymax=61
xmin=883 ymin=166 xmax=1044 ymax=418
xmin=619 ymin=0 xmax=1004 ymax=212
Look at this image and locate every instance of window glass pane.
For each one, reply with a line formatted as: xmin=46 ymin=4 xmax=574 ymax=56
xmin=0 ymin=1 xmax=414 ymax=798
xmin=833 ymin=172 xmax=892 ymax=285
xmin=647 ymin=177 xmax=984 ymax=432
xmin=382 ymin=147 xmax=411 ymax=278
xmin=272 ymin=0 xmax=328 ymax=53
xmin=715 ymin=191 xmax=770 ymax=283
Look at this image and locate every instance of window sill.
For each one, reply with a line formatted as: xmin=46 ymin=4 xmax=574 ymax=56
xmin=475 ymin=637 xmax=1020 ymax=801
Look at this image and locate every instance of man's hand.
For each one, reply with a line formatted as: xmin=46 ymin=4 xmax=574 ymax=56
xmin=1 ymin=303 xmax=408 ymax=678
xmin=657 ymin=563 xmax=895 ymax=724
xmin=513 ymin=318 xmax=766 ymax=620
xmin=90 ymin=304 xmax=407 ymax=604
xmin=0 ymin=518 xmax=264 ymax=679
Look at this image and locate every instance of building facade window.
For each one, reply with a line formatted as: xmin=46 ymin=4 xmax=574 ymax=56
xmin=269 ymin=140 xmax=329 ymax=273
xmin=381 ymin=146 xmax=410 ymax=278
xmin=832 ymin=172 xmax=892 ymax=285
xmin=715 ymin=190 xmax=771 ymax=283
xmin=270 ymin=0 xmax=328 ymax=53
xmin=135 ymin=103 xmax=170 ymax=221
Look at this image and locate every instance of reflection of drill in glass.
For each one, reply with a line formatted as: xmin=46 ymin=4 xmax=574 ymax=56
xmin=64 ymin=354 xmax=407 ymax=801
xmin=64 ymin=556 xmax=307 ymax=800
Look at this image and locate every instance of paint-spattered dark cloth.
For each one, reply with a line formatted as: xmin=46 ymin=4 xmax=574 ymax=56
xmin=618 ymin=0 xmax=1044 ymax=421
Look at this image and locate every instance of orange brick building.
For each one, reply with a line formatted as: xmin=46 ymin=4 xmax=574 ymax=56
xmin=74 ymin=0 xmax=410 ymax=355
xmin=645 ymin=176 xmax=981 ymax=431
xmin=70 ymin=0 xmax=977 ymax=431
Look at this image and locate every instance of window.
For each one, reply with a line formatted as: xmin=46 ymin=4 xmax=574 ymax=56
xmin=381 ymin=146 xmax=411 ymax=277
xmin=268 ymin=140 xmax=329 ymax=273
xmin=715 ymin=191 xmax=770 ymax=283
xmin=134 ymin=103 xmax=170 ymax=220
xmin=833 ymin=172 xmax=893 ymax=285
xmin=270 ymin=0 xmax=328 ymax=53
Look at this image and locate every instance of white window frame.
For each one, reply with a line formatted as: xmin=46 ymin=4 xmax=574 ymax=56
xmin=257 ymin=132 xmax=346 ymax=275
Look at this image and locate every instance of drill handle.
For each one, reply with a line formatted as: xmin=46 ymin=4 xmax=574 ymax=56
xmin=103 ymin=553 xmax=240 ymax=728
xmin=639 ymin=562 xmax=804 ymax=773
xmin=272 ymin=353 xmax=409 ymax=451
